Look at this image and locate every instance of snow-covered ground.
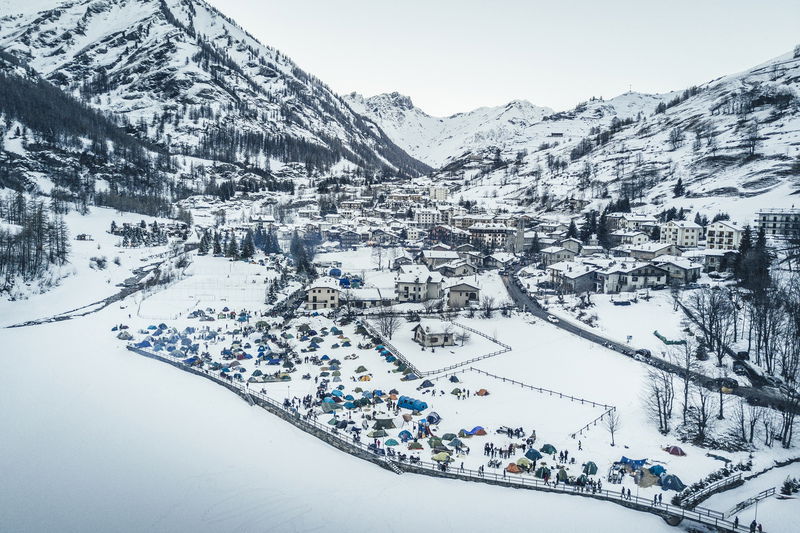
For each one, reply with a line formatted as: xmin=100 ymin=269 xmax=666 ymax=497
xmin=1 ymin=302 xmax=679 ymax=533
xmin=704 ymin=463 xmax=800 ymax=532
xmin=0 ymin=207 xmax=172 ymax=326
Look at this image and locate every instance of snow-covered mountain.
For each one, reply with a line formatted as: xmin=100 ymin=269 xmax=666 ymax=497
xmin=393 ymin=50 xmax=800 ymax=217
xmin=344 ymin=92 xmax=556 ymax=167
xmin=0 ymin=0 xmax=430 ymax=178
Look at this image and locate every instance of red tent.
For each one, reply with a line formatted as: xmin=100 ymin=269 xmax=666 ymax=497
xmin=664 ymin=446 xmax=686 ymax=456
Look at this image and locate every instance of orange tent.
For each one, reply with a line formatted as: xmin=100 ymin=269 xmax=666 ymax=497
xmin=476 ymin=389 xmax=489 ymax=396
xmin=505 ymin=463 xmax=521 ymax=473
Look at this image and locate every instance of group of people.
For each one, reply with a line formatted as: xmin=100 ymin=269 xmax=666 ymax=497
xmin=484 ymin=442 xmax=517 ymax=459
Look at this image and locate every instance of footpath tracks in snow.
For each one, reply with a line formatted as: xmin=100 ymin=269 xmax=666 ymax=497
xmin=125 ymin=344 xmax=749 ymax=533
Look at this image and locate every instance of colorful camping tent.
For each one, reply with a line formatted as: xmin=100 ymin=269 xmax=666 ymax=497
xmin=664 ymin=446 xmax=686 ymax=456
xmin=525 ymin=449 xmax=543 ymax=461
xmin=661 ymin=474 xmax=686 ymax=491
xmin=583 ymin=461 xmax=598 ymax=475
xmin=540 ymin=444 xmax=557 ymax=455
xmin=506 ymin=463 xmax=522 ymax=473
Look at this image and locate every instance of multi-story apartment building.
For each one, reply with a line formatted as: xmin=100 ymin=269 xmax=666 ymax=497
xmin=705 ymin=221 xmax=743 ymax=250
xmin=756 ymin=208 xmax=800 ymax=239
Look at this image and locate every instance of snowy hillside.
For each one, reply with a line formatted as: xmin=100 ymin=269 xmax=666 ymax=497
xmin=348 ymin=51 xmax=800 ymax=218
xmin=0 ymin=0 xmax=429 ymax=177
xmin=344 ymin=92 xmax=555 ymax=167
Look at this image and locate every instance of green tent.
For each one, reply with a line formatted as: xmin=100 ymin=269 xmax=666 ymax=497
xmin=408 ymin=441 xmax=423 ymax=450
xmin=442 ymin=433 xmax=457 ymax=441
xmin=373 ymin=418 xmax=396 ymax=430
xmin=356 ymin=365 xmax=368 ymax=373
xmin=451 ymin=388 xmax=462 ymax=395
xmin=428 ymin=437 xmax=443 ymax=448
xmin=583 ymin=461 xmax=598 ymax=475
xmin=540 ymin=444 xmax=557 ymax=455
xmin=354 ymin=387 xmax=363 ymax=393
xmin=516 ymin=457 xmax=532 ymax=468
xmin=367 ymin=429 xmax=388 ymax=438
xmin=534 ymin=466 xmax=551 ymax=479
xmin=385 ymin=439 xmax=399 ymax=446
xmin=449 ymin=438 xmax=463 ymax=448
xmin=557 ymin=468 xmax=569 ymax=482
xmin=432 ymin=452 xmax=451 ymax=462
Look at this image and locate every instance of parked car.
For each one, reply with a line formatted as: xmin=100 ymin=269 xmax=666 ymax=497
xmin=547 ymin=315 xmax=560 ymax=324
xmin=732 ymin=361 xmax=749 ymax=376
xmin=703 ymin=377 xmax=739 ymax=391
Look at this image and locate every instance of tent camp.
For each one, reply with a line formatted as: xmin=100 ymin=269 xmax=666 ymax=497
xmin=367 ymin=429 xmax=388 ymax=438
xmin=649 ymin=465 xmax=666 ymax=476
xmin=408 ymin=441 xmax=423 ymax=450
xmin=398 ymin=430 xmax=413 ymax=442
xmin=556 ymin=468 xmax=568 ymax=483
xmin=505 ymin=463 xmax=522 ymax=474
xmin=476 ymin=389 xmax=489 ymax=396
xmin=583 ymin=461 xmax=598 ymax=475
xmin=534 ymin=466 xmax=551 ymax=479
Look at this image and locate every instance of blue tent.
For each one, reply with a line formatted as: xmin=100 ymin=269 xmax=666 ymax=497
xmin=398 ymin=396 xmax=428 ymax=411
xmin=331 ymin=390 xmax=343 ymax=397
xmin=135 ymin=340 xmax=151 ymax=348
xmin=344 ymin=402 xmax=356 ymax=409
xmin=426 ymin=412 xmax=442 ymax=425
xmin=619 ymin=457 xmax=647 ymax=469
xmin=468 ymin=426 xmax=485 ymax=435
xmin=386 ymin=355 xmax=396 ymax=363
xmin=661 ymin=474 xmax=686 ymax=491
xmin=321 ymin=355 xmax=330 ymax=360
xmin=398 ymin=430 xmax=413 ymax=442
xmin=147 ymin=325 xmax=158 ymax=330
xmin=525 ymin=449 xmax=543 ymax=461
xmin=322 ymin=397 xmax=335 ymax=403
xmin=649 ymin=465 xmax=666 ymax=476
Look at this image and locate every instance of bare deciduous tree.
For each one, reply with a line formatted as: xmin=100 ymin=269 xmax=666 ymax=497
xmin=375 ymin=309 xmax=400 ymax=340
xmin=689 ymin=386 xmax=717 ymax=444
xmin=605 ymin=408 xmax=621 ymax=446
xmin=481 ymin=296 xmax=495 ymax=319
xmin=645 ymin=368 xmax=675 ymax=434
xmin=455 ymin=330 xmax=472 ymax=346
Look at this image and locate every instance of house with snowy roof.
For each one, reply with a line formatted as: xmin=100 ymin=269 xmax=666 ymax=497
xmin=305 ymin=277 xmax=341 ymax=310
xmin=395 ymin=265 xmax=443 ymax=302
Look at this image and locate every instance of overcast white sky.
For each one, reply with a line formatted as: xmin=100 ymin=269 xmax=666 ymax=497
xmin=209 ymin=0 xmax=799 ymax=116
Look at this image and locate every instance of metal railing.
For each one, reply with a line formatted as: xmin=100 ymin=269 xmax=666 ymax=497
xmin=125 ymin=344 xmax=744 ymax=532
xmin=725 ymin=486 xmax=775 ymax=518
xmin=679 ymin=473 xmax=744 ymax=508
